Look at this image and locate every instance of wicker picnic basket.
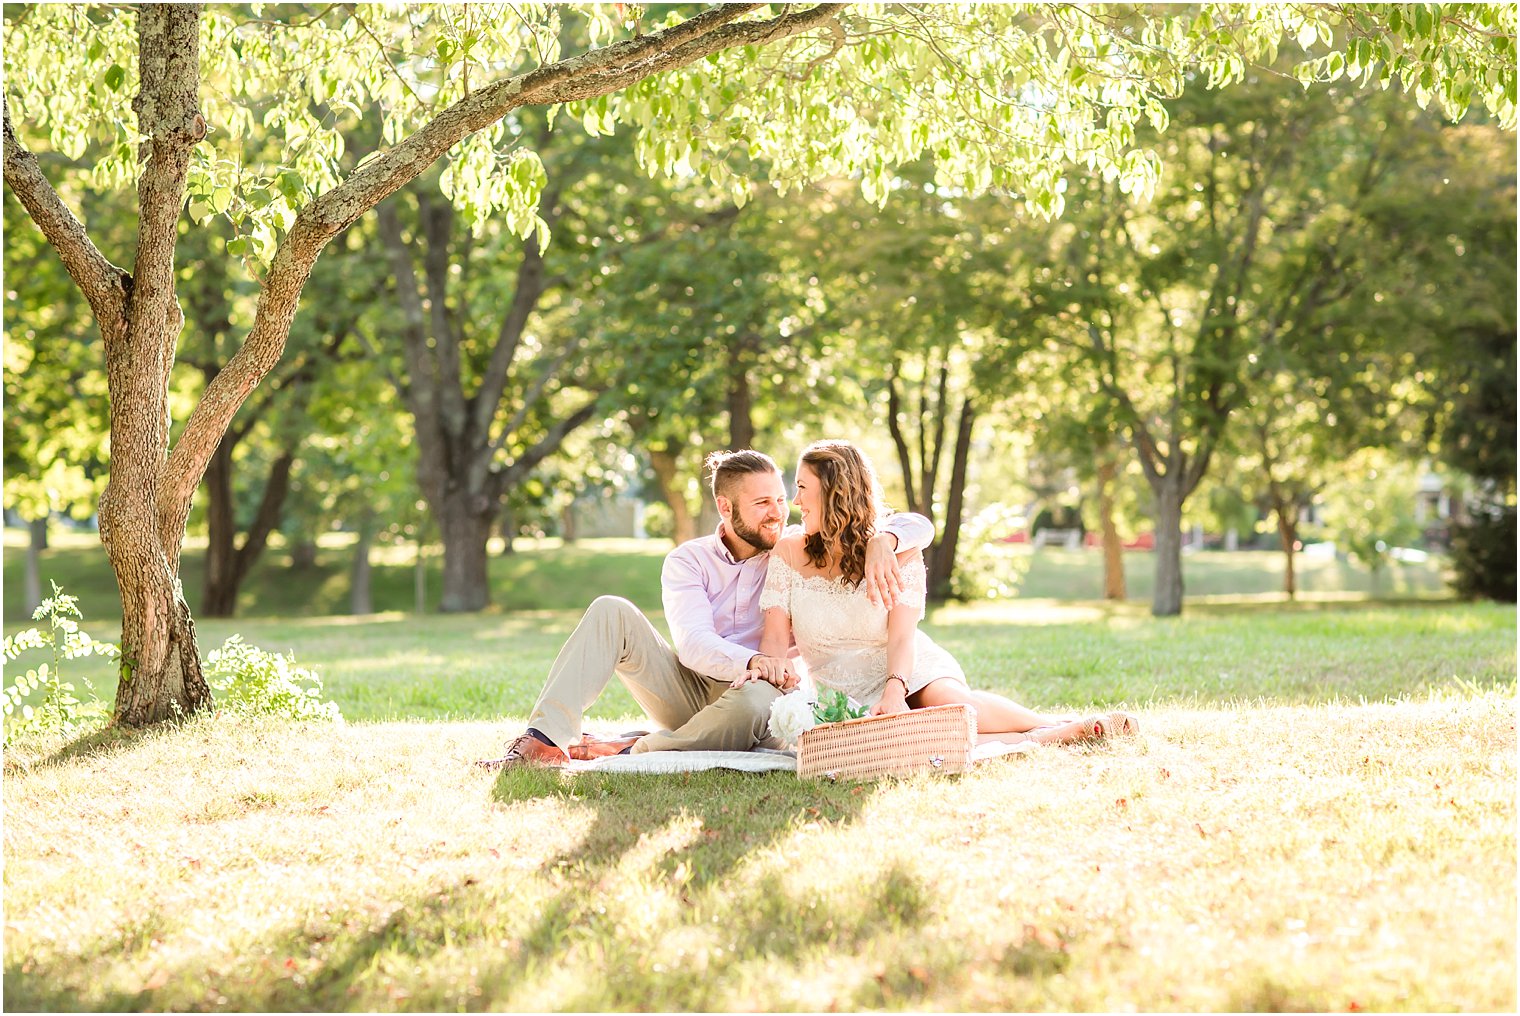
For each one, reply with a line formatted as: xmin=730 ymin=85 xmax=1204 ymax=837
xmin=796 ymin=703 xmax=977 ymax=780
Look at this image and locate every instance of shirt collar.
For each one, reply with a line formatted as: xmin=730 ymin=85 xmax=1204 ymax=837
xmin=713 ymin=522 xmax=769 ymax=565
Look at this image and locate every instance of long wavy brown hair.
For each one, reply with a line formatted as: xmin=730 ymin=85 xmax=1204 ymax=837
xmin=800 ymin=440 xmax=883 ymax=586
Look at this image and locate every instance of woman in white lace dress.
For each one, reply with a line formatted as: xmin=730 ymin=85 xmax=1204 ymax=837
xmin=747 ymin=440 xmax=1136 ymax=745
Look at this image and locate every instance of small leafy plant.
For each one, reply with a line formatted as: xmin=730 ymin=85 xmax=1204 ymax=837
xmin=812 ymin=688 xmax=868 ymax=724
xmin=205 ymin=635 xmax=342 ymax=722
xmin=2 ymin=582 xmax=117 ymax=744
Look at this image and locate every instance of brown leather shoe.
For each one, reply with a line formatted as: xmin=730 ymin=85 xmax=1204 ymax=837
xmin=567 ymin=734 xmax=641 ymax=760
xmin=474 ymin=734 xmax=569 ymax=771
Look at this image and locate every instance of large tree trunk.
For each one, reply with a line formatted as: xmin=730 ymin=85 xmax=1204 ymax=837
xmin=289 ymin=538 xmax=318 ymax=569
xmin=437 ymin=493 xmax=497 ymax=612
xmin=94 ymin=5 xmax=213 ymax=726
xmin=499 ymin=505 xmax=516 ymax=556
xmin=927 ymin=398 xmax=974 ymax=599
xmin=1150 ymin=478 xmax=1185 ymax=616
xmin=350 ymin=516 xmax=374 ymax=615
xmin=24 ymin=515 xmax=46 ymax=615
xmin=201 ymin=440 xmax=237 ymax=615
xmin=727 ymin=339 xmax=755 ymax=450
xmin=1276 ymin=501 xmax=1299 ymax=599
xmin=649 ymin=448 xmax=697 ymax=544
xmin=200 ymin=444 xmax=294 ymax=616
xmin=1097 ymin=457 xmax=1127 ymax=600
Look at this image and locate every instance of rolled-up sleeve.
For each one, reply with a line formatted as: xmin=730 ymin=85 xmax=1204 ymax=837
xmin=881 ymin=512 xmax=934 ymax=553
xmin=662 ymin=551 xmax=755 ymax=682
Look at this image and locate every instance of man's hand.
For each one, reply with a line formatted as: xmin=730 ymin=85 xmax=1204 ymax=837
xmin=864 ymin=532 xmax=907 ymax=609
xmin=732 ymin=654 xmax=799 ymax=691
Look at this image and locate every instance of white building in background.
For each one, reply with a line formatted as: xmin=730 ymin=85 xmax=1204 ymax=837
xmin=566 ymin=490 xmax=648 ymax=539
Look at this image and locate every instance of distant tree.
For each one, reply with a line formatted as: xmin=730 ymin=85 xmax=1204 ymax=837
xmin=1040 ymin=73 xmax=1493 ymax=615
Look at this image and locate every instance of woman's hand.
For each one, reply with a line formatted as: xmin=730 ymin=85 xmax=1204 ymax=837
xmin=870 ymin=684 xmax=910 ymax=716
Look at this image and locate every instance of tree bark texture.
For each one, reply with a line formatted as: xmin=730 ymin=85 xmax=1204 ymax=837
xmin=1150 ymin=479 xmax=1186 ymax=617
xmin=649 ymin=448 xmax=698 ymax=544
xmin=97 ymin=5 xmax=212 ymax=725
xmin=1096 ymin=456 xmax=1128 ymax=600
xmin=201 ymin=441 xmax=294 ymax=616
xmin=1275 ymin=500 xmax=1299 ymax=599
xmin=727 ymin=336 xmax=756 ymax=450
xmin=927 ymin=398 xmax=974 ymax=599
xmin=435 ymin=493 xmax=499 ymax=612
xmin=24 ymin=516 xmax=46 ymax=615
xmin=499 ymin=506 xmax=516 ymax=556
xmin=350 ymin=516 xmax=374 ymax=615
xmin=4 ymin=2 xmax=848 ymax=721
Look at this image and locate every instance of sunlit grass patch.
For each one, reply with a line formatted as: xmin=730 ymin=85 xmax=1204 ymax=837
xmin=4 ymin=685 xmax=1514 ymax=1012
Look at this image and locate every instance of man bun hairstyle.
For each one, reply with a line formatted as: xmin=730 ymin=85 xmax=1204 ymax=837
xmin=705 ymin=449 xmax=780 ymax=504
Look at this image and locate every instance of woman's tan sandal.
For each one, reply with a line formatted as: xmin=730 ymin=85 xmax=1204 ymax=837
xmin=1107 ymin=711 xmax=1140 ymax=737
xmin=1078 ymin=714 xmax=1115 ymax=740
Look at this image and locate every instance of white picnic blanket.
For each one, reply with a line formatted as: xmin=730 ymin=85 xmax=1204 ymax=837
xmin=563 ymin=738 xmax=1036 ymax=774
xmin=565 ymin=747 xmax=798 ymax=774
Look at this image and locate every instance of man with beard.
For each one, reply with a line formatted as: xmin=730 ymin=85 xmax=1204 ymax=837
xmin=478 ymin=449 xmax=933 ymax=769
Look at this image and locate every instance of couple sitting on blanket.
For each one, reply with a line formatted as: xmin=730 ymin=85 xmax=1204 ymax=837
xmin=477 ymin=440 xmax=1136 ymax=770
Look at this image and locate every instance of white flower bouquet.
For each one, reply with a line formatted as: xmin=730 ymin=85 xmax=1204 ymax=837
xmin=767 ymin=690 xmax=816 ymax=747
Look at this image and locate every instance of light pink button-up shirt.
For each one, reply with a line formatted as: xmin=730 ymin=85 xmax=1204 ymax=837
xmin=660 ymin=514 xmax=935 ymax=682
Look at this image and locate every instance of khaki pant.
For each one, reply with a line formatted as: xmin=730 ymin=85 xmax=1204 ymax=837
xmin=527 ymin=595 xmax=783 ymax=754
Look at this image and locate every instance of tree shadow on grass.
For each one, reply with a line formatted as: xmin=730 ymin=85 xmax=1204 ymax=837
xmin=2 ymin=974 xmax=145 ymax=1013
xmin=4 ymin=765 xmax=1090 ymax=1012
xmin=3 ymin=722 xmax=144 ymax=776
xmin=473 ymin=765 xmax=953 ymax=1008
xmin=490 ymin=764 xmax=873 ymax=892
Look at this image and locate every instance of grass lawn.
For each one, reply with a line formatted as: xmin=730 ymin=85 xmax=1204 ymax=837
xmin=3 ymin=596 xmax=1515 ymax=1011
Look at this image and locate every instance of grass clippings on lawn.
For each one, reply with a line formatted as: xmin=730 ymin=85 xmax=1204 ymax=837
xmin=3 ymin=688 xmax=1514 ymax=1012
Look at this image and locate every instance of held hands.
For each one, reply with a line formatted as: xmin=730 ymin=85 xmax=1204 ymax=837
xmin=864 ymin=533 xmax=906 ymax=609
xmin=732 ymin=654 xmax=799 ymax=691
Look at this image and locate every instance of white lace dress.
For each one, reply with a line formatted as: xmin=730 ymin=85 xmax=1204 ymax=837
xmin=759 ymin=554 xmax=967 ymax=708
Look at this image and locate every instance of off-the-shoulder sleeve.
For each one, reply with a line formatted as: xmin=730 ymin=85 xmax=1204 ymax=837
xmin=759 ymin=553 xmax=795 ymax=615
xmin=899 ymin=556 xmax=928 ymax=617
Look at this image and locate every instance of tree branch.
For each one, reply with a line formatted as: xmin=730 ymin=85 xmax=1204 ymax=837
xmin=2 ymin=98 xmax=131 ymax=331
xmin=231 ymin=449 xmax=295 ymax=587
xmin=475 ymin=225 xmax=553 ymax=440
xmin=416 ymin=187 xmax=468 ymax=440
xmin=885 ymin=365 xmax=922 ymax=516
xmin=373 ymin=197 xmax=439 ymax=421
xmin=294 ymin=4 xmax=835 ymax=247
xmin=492 ymin=395 xmax=605 ymax=496
xmin=486 ymin=337 xmax=584 ymax=465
